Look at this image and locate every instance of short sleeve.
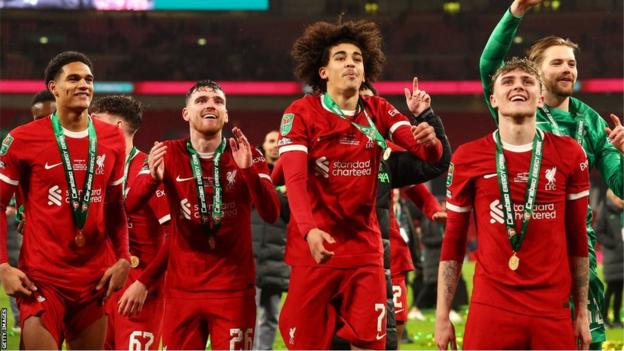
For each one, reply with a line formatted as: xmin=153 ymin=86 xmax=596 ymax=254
xmin=149 ymin=183 xmax=171 ymax=225
xmin=278 ymin=102 xmax=309 ymax=155
xmin=566 ymin=142 xmax=590 ymax=201
xmin=371 ymin=97 xmax=412 ymax=140
xmin=251 ymin=148 xmax=272 ymax=183
xmin=445 ymin=146 xmax=475 ymax=214
xmin=108 ymin=129 xmax=127 ymax=187
xmin=0 ymin=131 xmax=24 ymax=187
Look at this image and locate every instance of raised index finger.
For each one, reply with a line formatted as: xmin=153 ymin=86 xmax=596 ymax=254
xmin=413 ymin=77 xmax=419 ymax=92
xmin=610 ymin=114 xmax=622 ymax=127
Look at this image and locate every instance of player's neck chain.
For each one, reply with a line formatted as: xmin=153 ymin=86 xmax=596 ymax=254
xmin=50 ymin=113 xmax=97 ymax=248
xmin=540 ymin=105 xmax=585 ymax=147
xmin=322 ymin=93 xmax=391 ymax=160
xmin=494 ymin=129 xmax=544 ymax=271
xmin=186 ymin=138 xmax=226 ymax=249
xmin=122 ymin=146 xmax=138 ymax=197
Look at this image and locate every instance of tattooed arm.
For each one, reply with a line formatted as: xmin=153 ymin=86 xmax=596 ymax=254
xmin=435 ymin=260 xmax=461 ymax=350
xmin=434 ymin=206 xmax=470 ymax=350
xmin=571 ymin=257 xmax=590 ymax=350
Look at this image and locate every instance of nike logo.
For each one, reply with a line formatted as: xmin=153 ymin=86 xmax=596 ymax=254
xmin=483 ymin=173 xmax=497 ymax=179
xmin=44 ymin=162 xmax=62 ymax=170
xmin=176 ymin=175 xmax=194 ymax=182
xmin=375 ymin=333 xmax=386 ymax=341
xmin=394 ymin=308 xmax=404 ymax=313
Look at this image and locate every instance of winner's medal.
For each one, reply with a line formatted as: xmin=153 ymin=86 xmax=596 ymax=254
xmin=508 ymin=253 xmax=520 ymax=271
xmin=74 ymin=231 xmax=86 ymax=247
xmin=130 ymin=255 xmax=140 ymax=268
xmin=51 ymin=113 xmax=97 ymax=249
xmin=494 ymin=130 xmax=544 ymax=271
xmin=187 ymin=138 xmax=226 ymax=248
xmin=383 ymin=147 xmax=392 ymax=160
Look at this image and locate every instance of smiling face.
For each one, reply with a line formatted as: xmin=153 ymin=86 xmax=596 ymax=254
xmin=539 ymin=45 xmax=578 ymax=98
xmin=490 ymin=68 xmax=544 ymax=119
xmin=319 ymin=42 xmax=365 ymax=94
xmin=183 ymin=87 xmax=228 ymax=136
xmin=262 ymin=130 xmax=279 ymax=163
xmin=48 ymin=61 xmax=94 ymax=112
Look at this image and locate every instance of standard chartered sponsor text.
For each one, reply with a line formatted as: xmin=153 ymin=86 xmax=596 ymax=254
xmin=331 ymin=160 xmax=372 ymax=177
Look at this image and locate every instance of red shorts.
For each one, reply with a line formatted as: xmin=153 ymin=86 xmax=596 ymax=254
xmin=279 ymin=265 xmax=387 ymax=350
xmin=464 ymin=302 xmax=575 ymax=350
xmin=161 ymin=293 xmax=256 ymax=350
xmin=105 ymin=292 xmax=164 ymax=350
xmin=391 ymin=274 xmax=408 ymax=323
xmin=17 ymin=281 xmax=106 ymax=347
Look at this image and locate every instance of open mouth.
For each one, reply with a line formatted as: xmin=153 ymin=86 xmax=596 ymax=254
xmin=509 ymin=94 xmax=527 ymax=102
xmin=201 ymin=113 xmax=217 ymax=120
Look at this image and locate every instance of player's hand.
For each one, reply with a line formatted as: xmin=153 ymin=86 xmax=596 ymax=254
xmin=306 ymin=228 xmax=335 ymax=264
xmin=574 ymin=309 xmax=591 ymax=350
xmin=404 ymin=77 xmax=432 ymax=116
xmin=605 ymin=113 xmax=624 ymax=153
xmin=230 ymin=127 xmax=252 ymax=169
xmin=411 ymin=123 xmax=437 ymax=147
xmin=5 ymin=206 xmax=16 ymax=217
xmin=0 ymin=263 xmax=37 ymax=297
xmin=148 ymin=141 xmax=167 ymax=181
xmin=118 ymin=280 xmax=148 ymax=316
xmin=96 ymin=258 xmax=130 ymax=300
xmin=434 ymin=316 xmax=457 ymax=350
xmin=432 ymin=211 xmax=447 ymax=224
xmin=510 ymin=0 xmax=543 ymax=17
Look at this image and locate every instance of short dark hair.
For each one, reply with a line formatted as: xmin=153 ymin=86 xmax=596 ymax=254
xmin=31 ymin=89 xmax=55 ymax=107
xmin=90 ymin=95 xmax=143 ymax=133
xmin=291 ymin=19 xmax=385 ymax=93
xmin=44 ymin=51 xmax=93 ymax=87
xmin=185 ymin=80 xmax=223 ymax=104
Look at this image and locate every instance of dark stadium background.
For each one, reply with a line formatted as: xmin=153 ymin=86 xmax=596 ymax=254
xmin=0 ymin=0 xmax=622 ymax=348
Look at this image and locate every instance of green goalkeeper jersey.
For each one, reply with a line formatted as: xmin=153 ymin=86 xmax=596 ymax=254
xmin=479 ymin=8 xmax=624 ymax=344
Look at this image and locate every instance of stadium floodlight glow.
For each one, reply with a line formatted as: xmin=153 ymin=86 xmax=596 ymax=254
xmin=443 ymin=2 xmax=460 ymax=14
xmin=0 ymin=79 xmax=622 ymax=95
xmin=197 ymin=38 xmax=207 ymax=46
xmin=39 ymin=36 xmax=49 ymax=44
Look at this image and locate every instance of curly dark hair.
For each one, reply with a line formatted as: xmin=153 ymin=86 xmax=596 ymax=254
xmin=44 ymin=51 xmax=93 ymax=87
xmin=291 ymin=20 xmax=385 ymax=93
xmin=90 ymin=95 xmax=143 ymax=133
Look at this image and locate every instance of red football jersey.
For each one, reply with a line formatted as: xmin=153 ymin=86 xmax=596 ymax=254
xmin=389 ymin=199 xmax=414 ymax=275
xmin=125 ymin=150 xmax=170 ymax=294
xmin=129 ymin=139 xmax=278 ymax=298
xmin=443 ymin=130 xmax=589 ymax=317
xmin=278 ymin=95 xmax=427 ymax=268
xmin=0 ymin=117 xmax=127 ymax=298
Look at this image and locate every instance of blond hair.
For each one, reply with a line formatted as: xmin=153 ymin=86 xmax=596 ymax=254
xmin=491 ymin=57 xmax=543 ymax=92
xmin=528 ymin=35 xmax=579 ymax=65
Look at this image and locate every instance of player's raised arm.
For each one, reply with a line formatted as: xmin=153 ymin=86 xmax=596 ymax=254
xmin=230 ymin=127 xmax=279 ymax=223
xmin=479 ymin=0 xmax=542 ymax=122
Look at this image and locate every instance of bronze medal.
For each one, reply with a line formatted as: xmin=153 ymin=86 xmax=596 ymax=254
xmin=74 ymin=231 xmax=86 ymax=247
xmin=130 ymin=255 xmax=140 ymax=268
xmin=508 ymin=253 xmax=520 ymax=271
